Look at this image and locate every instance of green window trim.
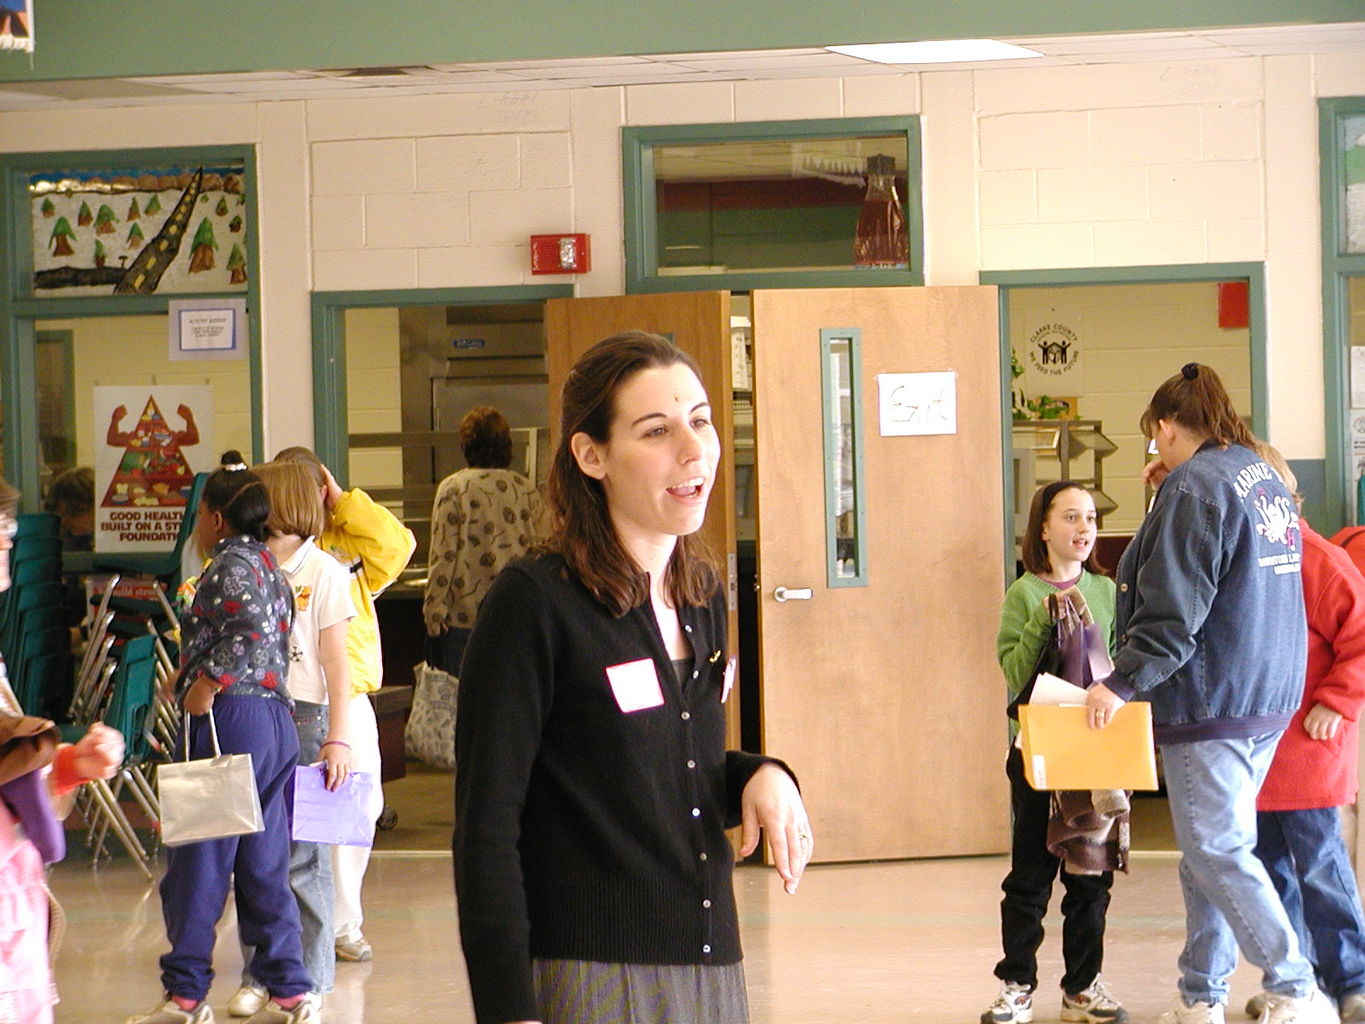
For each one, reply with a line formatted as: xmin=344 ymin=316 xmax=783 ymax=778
xmin=820 ymin=327 xmax=868 ymax=588
xmin=623 ymin=116 xmax=924 ymax=295
xmin=1320 ymin=98 xmax=1365 ymax=529
xmin=0 ymin=145 xmax=261 ymax=507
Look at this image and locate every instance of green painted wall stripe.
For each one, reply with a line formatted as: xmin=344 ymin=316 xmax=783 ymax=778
xmin=3 ymin=0 xmax=1361 ymax=83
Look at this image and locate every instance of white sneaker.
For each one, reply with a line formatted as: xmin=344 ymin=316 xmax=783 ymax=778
xmin=123 ymin=1000 xmax=215 ymax=1024
xmin=1157 ymin=1000 xmax=1227 ymax=1024
xmin=1262 ymin=990 xmax=1339 ymax=1024
xmin=240 ymin=995 xmax=320 ymax=1024
xmin=227 ymin=986 xmax=268 ymax=1018
xmin=1063 ymin=977 xmax=1129 ymax=1024
xmin=982 ymin=982 xmax=1034 ymax=1024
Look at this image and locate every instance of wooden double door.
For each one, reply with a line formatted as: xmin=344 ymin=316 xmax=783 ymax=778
xmin=546 ymin=286 xmax=1007 ymax=862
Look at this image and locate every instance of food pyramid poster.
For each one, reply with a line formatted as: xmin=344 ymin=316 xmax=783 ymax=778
xmin=93 ymin=386 xmax=212 ymax=553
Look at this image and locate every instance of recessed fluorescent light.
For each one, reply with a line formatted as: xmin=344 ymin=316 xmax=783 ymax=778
xmin=827 ymin=39 xmax=1043 ymax=64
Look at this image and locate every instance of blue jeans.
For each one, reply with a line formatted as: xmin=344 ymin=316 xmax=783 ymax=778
xmin=1255 ymin=807 xmax=1365 ymax=1000
xmin=1162 ymin=736 xmax=1318 ymax=1006
xmin=242 ymin=700 xmax=335 ymax=995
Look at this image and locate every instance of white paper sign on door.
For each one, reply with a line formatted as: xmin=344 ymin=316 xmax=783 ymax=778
xmin=877 ymin=372 xmax=957 ymax=436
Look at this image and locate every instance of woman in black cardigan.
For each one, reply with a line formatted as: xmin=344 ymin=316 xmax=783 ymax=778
xmin=453 ymin=331 xmax=812 ymax=1024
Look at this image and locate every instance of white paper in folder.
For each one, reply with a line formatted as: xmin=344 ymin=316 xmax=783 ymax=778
xmin=1029 ymin=672 xmax=1089 ymax=706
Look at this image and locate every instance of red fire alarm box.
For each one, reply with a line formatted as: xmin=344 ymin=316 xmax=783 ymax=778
xmin=530 ymin=233 xmax=591 ymax=274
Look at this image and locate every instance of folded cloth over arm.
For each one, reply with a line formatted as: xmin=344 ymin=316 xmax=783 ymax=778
xmin=1047 ymin=788 xmax=1131 ymax=875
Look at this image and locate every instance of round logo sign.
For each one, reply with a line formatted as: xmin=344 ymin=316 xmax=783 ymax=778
xmin=1026 ymin=323 xmax=1079 ymax=377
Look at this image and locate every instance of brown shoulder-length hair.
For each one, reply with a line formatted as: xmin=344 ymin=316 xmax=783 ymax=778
xmin=1139 ymin=362 xmax=1256 ymax=450
xmin=1021 ymin=481 xmax=1106 ymax=577
xmin=548 ymin=330 xmax=719 ymax=617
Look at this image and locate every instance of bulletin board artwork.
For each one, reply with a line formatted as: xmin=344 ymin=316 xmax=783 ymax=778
xmin=93 ymin=386 xmax=213 ymax=553
xmin=29 ymin=163 xmax=248 ymax=296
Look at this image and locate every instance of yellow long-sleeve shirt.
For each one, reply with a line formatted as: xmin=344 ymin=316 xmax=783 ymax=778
xmin=319 ymin=488 xmax=417 ymax=696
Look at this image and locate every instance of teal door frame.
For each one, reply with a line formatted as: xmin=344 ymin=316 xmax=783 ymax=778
xmin=309 ymin=284 xmax=574 ymax=486
xmin=980 ymin=262 xmax=1269 ymax=578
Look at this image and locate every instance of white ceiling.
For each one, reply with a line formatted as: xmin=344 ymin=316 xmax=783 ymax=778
xmin=0 ymin=22 xmax=1361 ymax=112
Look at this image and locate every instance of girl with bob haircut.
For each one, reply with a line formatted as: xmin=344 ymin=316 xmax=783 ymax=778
xmin=129 ymin=451 xmax=318 ymax=1024
xmin=983 ymin=481 xmax=1124 ymax=1024
xmin=454 ymin=331 xmax=812 ymax=1024
xmin=272 ymin=445 xmax=415 ymax=968
xmin=1085 ymin=365 xmax=1330 ymax=1024
xmin=226 ymin=460 xmax=355 ymax=1017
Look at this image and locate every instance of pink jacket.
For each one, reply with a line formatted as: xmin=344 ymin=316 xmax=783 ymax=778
xmin=1258 ymin=521 xmax=1365 ymax=810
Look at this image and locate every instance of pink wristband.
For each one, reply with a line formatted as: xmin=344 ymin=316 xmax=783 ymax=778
xmin=321 ymin=740 xmax=351 ymax=750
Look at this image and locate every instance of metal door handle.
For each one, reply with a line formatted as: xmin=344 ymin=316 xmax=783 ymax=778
xmin=773 ymin=586 xmax=813 ymax=602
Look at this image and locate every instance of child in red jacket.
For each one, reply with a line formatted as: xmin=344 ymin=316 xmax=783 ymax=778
xmin=1253 ymin=446 xmax=1365 ymax=1024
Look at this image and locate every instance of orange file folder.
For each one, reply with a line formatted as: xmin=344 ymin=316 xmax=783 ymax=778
xmin=1018 ymin=702 xmax=1158 ymax=791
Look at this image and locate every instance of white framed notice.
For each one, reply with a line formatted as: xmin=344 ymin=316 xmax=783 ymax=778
xmin=169 ymin=298 xmax=246 ymax=361
xmin=877 ymin=371 xmax=957 ymax=436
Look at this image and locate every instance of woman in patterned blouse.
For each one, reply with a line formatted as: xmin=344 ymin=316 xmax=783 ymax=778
xmin=423 ymin=406 xmax=544 ymax=677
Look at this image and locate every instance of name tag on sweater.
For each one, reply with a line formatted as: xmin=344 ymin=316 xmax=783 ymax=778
xmin=722 ymin=658 xmax=736 ymax=704
xmin=605 ymin=658 xmax=666 ymax=713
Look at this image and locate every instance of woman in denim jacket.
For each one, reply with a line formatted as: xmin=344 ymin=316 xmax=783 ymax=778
xmin=1084 ymin=364 xmax=1329 ymax=1024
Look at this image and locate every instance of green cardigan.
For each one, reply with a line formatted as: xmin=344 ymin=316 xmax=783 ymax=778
xmin=997 ymin=569 xmax=1116 ymax=740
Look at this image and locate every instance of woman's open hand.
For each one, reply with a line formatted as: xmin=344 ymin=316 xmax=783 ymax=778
xmin=740 ymin=762 xmax=813 ymax=895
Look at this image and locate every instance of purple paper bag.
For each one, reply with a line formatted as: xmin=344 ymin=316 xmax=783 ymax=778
xmin=1 ymin=768 xmax=64 ymax=863
xmin=291 ymin=766 xmax=377 ymax=847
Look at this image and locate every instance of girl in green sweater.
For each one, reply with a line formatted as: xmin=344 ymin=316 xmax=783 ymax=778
xmin=982 ymin=481 xmax=1124 ymax=1024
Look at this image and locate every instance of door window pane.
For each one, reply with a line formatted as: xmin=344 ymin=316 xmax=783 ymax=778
xmin=821 ymin=329 xmax=866 ymax=585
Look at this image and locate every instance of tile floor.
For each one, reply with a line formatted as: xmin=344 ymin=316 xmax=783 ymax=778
xmin=52 ymin=846 xmax=1270 ymax=1024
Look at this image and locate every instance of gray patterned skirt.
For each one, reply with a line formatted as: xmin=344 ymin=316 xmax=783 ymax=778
xmin=532 ymin=958 xmax=750 ymax=1024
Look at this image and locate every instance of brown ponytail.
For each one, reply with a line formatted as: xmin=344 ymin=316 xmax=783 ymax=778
xmin=1139 ymin=362 xmax=1255 ymax=449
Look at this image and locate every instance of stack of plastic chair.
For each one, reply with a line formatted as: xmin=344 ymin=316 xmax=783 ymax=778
xmin=60 ymin=576 xmax=121 ymax=744
xmin=0 ymin=513 xmax=70 ymax=720
xmin=76 ymin=633 xmax=161 ymax=878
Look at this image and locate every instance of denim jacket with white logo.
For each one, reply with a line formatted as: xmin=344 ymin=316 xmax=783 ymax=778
xmin=1104 ymin=441 xmax=1307 ymax=744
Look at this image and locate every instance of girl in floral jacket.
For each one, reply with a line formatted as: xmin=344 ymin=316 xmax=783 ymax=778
xmin=127 ymin=451 xmax=317 ymax=1024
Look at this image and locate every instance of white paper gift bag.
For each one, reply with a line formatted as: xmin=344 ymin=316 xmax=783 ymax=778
xmin=158 ymin=709 xmax=264 ymax=847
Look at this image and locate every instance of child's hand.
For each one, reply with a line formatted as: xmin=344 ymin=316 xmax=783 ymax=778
xmin=184 ymin=676 xmax=217 ymax=716
xmin=1141 ymin=458 xmax=1170 ymax=491
xmin=70 ymin=723 xmax=124 ymax=781
xmin=321 ymin=740 xmax=352 ymax=791
xmin=1303 ymin=702 xmax=1343 ymax=741
xmin=320 ymin=464 xmax=344 ymax=511
xmin=1053 ymin=586 xmax=1093 ymax=626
